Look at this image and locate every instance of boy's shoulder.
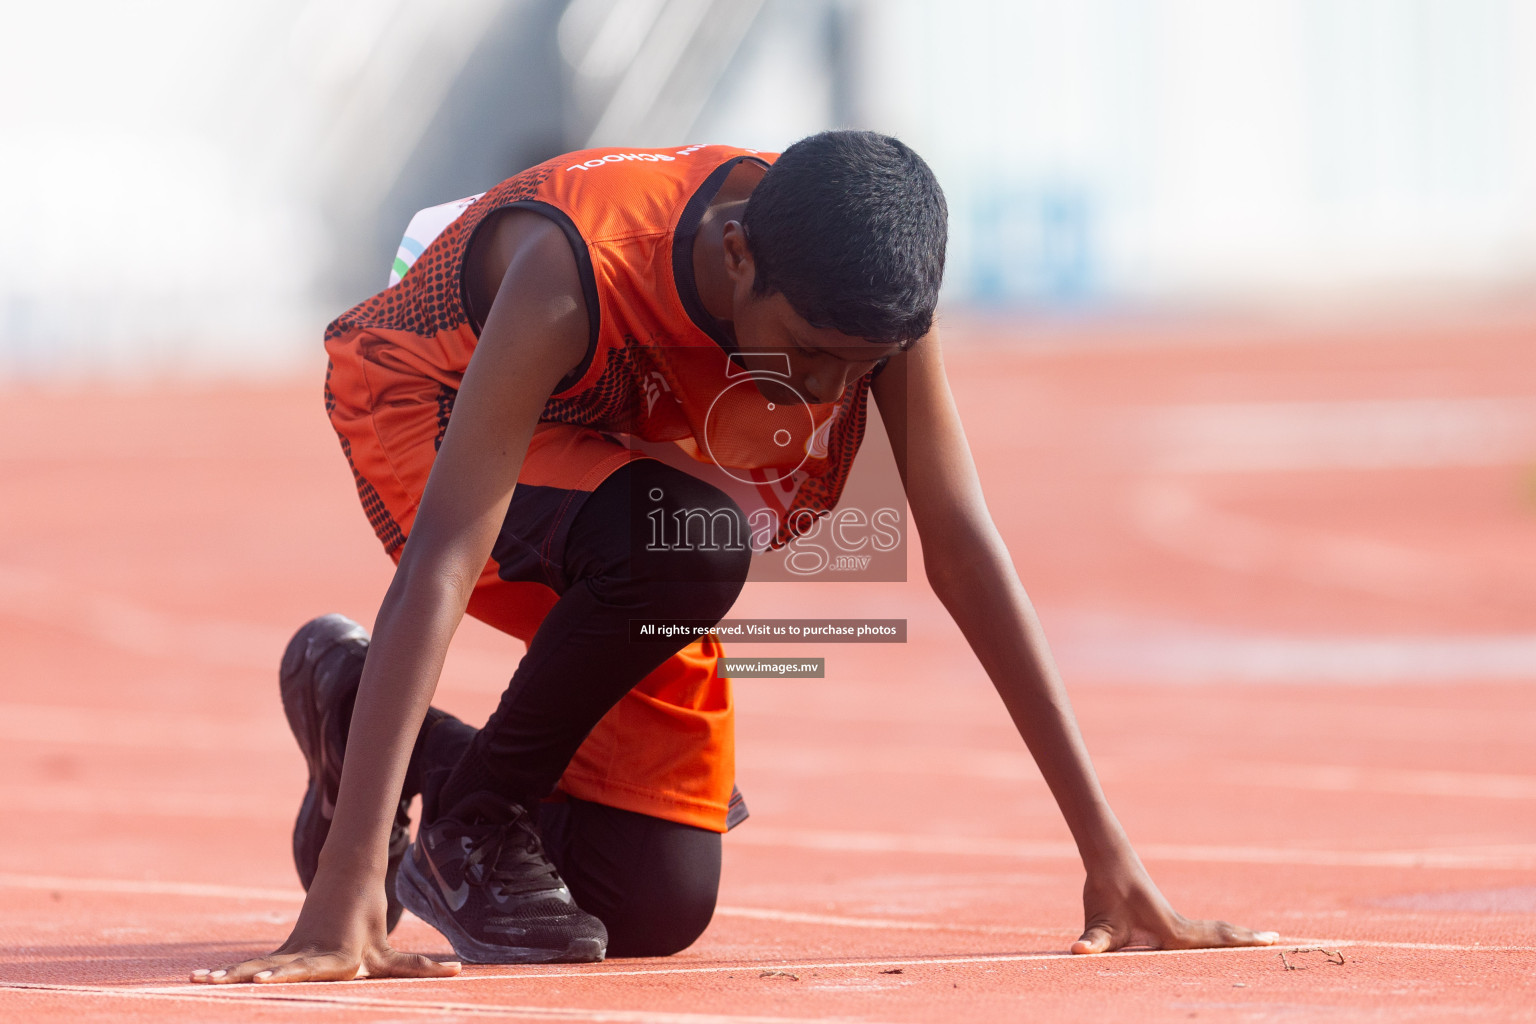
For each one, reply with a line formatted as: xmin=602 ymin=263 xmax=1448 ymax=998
xmin=387 ymin=145 xmax=770 ymax=289
xmin=526 ymin=144 xmax=773 ymax=243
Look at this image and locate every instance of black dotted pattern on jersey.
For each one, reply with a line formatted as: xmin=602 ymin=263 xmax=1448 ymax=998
xmin=339 ymin=434 xmax=407 ymax=554
xmin=768 ymin=376 xmax=871 ymax=550
xmin=434 ymin=383 xmax=456 ymax=451
xmin=323 ymin=162 xmax=559 ymax=346
xmin=541 ymin=336 xmax=649 ymax=431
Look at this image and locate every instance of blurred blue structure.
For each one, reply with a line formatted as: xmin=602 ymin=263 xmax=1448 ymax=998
xmin=971 ymin=186 xmax=1096 ymax=305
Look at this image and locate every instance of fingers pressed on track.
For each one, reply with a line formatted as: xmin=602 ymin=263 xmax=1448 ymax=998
xmin=369 ymin=950 xmax=463 ymax=979
xmin=1169 ymin=918 xmax=1281 ymax=950
xmin=1071 ymin=925 xmax=1116 ymax=954
xmin=254 ymin=953 xmax=361 ymax=983
xmin=191 ymin=947 xmax=461 ymax=985
xmin=191 ymin=955 xmax=299 ymax=984
xmin=1071 ymin=919 xmax=1281 ymax=955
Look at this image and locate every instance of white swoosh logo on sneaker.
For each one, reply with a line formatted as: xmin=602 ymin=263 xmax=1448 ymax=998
xmin=423 ymin=845 xmax=470 ymax=911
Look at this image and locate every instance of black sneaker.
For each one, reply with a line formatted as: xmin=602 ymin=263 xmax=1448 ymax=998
xmin=395 ymin=792 xmax=608 ymax=963
xmin=279 ymin=614 xmax=411 ymax=933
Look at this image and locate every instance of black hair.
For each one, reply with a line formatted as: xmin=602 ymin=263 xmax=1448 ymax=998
xmin=742 ymin=130 xmax=947 ymax=347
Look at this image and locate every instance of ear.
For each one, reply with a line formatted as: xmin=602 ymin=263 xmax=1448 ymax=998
xmin=721 ymin=221 xmax=755 ymax=292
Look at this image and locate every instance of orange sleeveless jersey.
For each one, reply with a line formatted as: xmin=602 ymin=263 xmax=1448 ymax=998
xmin=324 ymin=144 xmax=880 ymax=552
xmin=321 ymin=145 xmax=889 ymax=831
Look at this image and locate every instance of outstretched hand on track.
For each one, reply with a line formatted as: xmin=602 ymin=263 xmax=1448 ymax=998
xmin=1070 ymin=867 xmax=1279 ymax=955
xmin=189 ymin=891 xmax=461 ymax=984
xmin=191 ymin=942 xmax=460 ymax=984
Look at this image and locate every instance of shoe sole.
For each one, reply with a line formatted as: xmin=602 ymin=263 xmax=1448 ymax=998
xmin=280 ymin=614 xmax=409 ymax=933
xmin=395 ymin=848 xmax=607 ymax=964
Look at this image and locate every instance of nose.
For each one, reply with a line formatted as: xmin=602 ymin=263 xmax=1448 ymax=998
xmin=801 ymin=366 xmax=851 ymax=404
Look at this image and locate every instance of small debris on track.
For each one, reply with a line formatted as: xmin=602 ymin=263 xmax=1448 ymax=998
xmin=1279 ymin=947 xmax=1346 ymax=970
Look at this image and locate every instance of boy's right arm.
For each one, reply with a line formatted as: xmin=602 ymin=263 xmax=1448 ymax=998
xmin=193 ymin=211 xmax=591 ymax=985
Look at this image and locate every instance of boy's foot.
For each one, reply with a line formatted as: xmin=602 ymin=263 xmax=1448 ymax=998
xmin=279 ymin=614 xmax=411 ymax=933
xmin=395 ymin=792 xmax=608 ymax=964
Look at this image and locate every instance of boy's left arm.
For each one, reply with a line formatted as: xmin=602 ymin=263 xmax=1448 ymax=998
xmin=870 ymin=331 xmax=1277 ymax=954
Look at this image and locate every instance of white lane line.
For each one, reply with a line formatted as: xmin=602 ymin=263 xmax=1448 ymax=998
xmin=1059 ymin=593 xmax=1536 ymax=681
xmin=137 ymin=947 xmax=1295 ymax=993
xmin=0 ymin=873 xmax=1053 ymax=938
xmin=10 ymin=868 xmax=1532 ymax=955
xmin=0 ymin=873 xmax=303 ymax=902
xmin=1127 ymin=476 xmax=1536 ymax=621
xmin=0 ymin=565 xmax=285 ymax=671
xmin=7 ymin=757 xmax=1532 ymax=828
xmin=7 ymin=823 xmax=1536 ymax=912
xmin=1133 ymin=842 xmax=1536 ymax=870
xmin=1317 ymin=941 xmax=1536 ymax=952
xmin=0 ymin=982 xmax=887 ymax=1024
xmin=7 ymin=944 xmax=1535 ymax=1003
xmin=0 ymin=702 xmax=287 ymax=753
xmin=712 ymin=906 xmax=1057 ymax=936
xmin=730 ymin=828 xmax=1536 ymax=870
xmin=3 ymin=785 xmax=294 ymax=821
xmin=1136 ymin=397 xmax=1536 ymax=473
xmin=1211 ymin=762 xmax=1536 ymax=801
xmin=126 ymin=940 xmax=1536 ymax=991
xmin=0 ymin=564 xmax=517 ymax=683
xmin=740 ymin=745 xmax=1536 ymax=801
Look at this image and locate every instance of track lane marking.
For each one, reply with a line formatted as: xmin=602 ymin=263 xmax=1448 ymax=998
xmin=0 ymin=702 xmax=287 ymax=753
xmin=0 ymin=873 xmax=304 ymax=901
xmin=4 ymin=872 xmax=1533 ymax=990
xmin=0 ymin=872 xmax=1059 ymax=937
xmin=740 ymin=744 xmax=1536 ymax=800
xmin=140 ymin=940 xmax=1536 ymax=988
xmin=1136 ymin=397 xmax=1536 ymax=473
xmin=0 ymin=872 xmax=1055 ymax=938
xmin=0 ymin=565 xmax=518 ymax=681
xmin=4 ymin=820 xmax=1535 ymax=913
xmin=2 ymin=785 xmax=294 ymax=820
xmin=0 ymin=982 xmax=890 ymax=1023
xmin=13 ymin=700 xmax=1535 ymax=803
xmin=293 ymin=939 xmax=1536 ymax=985
xmin=6 ymin=939 xmax=1529 ymax=1007
xmin=730 ymin=828 xmax=1536 ymax=869
xmin=712 ymin=906 xmax=1060 ymax=936
xmin=7 ymin=755 xmax=1533 ymax=829
xmin=1196 ymin=761 xmax=1536 ymax=801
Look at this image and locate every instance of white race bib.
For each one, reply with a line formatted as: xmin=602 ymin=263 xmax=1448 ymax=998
xmin=387 ymin=192 xmax=485 ymax=287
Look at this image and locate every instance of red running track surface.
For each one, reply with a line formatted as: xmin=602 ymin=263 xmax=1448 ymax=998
xmin=2 ymin=313 xmax=1534 ymax=1022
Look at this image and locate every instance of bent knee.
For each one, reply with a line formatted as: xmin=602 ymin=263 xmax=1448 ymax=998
xmin=627 ymin=465 xmax=751 ymax=604
xmin=603 ymin=883 xmax=717 ymax=958
xmin=553 ymin=797 xmax=722 ymax=958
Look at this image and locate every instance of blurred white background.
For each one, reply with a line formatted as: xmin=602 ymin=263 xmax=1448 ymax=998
xmin=3 ymin=0 xmax=1534 ymax=377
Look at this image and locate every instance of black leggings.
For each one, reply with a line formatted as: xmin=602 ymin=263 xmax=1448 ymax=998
xmin=412 ymin=458 xmax=748 ymax=955
xmin=415 ymin=711 xmax=721 ymax=957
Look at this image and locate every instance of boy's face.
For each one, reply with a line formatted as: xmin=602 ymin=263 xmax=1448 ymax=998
xmin=722 ymin=223 xmax=900 ymax=406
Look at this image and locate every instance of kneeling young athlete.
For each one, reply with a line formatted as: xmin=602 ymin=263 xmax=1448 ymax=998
xmin=193 ymin=131 xmax=1276 ymax=984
